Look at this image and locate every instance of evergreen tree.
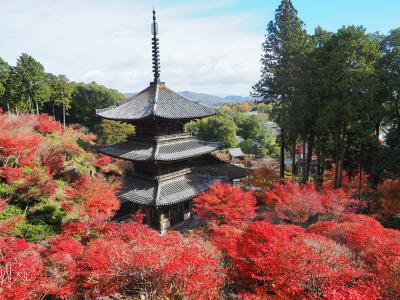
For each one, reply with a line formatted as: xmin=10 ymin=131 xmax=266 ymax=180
xmin=379 ymin=28 xmax=400 ymax=177
xmin=314 ymin=26 xmax=380 ymax=188
xmin=47 ymin=74 xmax=74 ymax=127
xmin=252 ymin=0 xmax=312 ymax=179
xmin=0 ymin=58 xmax=10 ymax=111
xmin=7 ymin=53 xmax=51 ymax=114
xmin=68 ymin=82 xmax=125 ymax=130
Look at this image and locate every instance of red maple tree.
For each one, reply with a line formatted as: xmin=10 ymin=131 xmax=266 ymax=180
xmin=193 ymin=182 xmax=256 ymax=227
xmin=263 ymin=180 xmax=363 ymax=225
xmin=66 ymin=175 xmax=121 ymax=220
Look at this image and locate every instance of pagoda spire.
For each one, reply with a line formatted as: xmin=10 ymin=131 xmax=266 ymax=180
xmin=151 ymin=8 xmax=160 ymax=83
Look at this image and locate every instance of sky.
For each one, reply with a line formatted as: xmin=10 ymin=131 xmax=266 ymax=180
xmin=1 ymin=0 xmax=399 ymax=96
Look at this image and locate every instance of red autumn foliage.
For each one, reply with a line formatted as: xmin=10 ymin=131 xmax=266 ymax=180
xmin=308 ymin=214 xmax=400 ymax=299
xmin=0 ymin=116 xmax=43 ymax=167
xmin=14 ymin=167 xmax=56 ymax=204
xmin=243 ymin=164 xmax=280 ymax=189
xmin=322 ymin=164 xmax=369 ymax=193
xmin=0 ymin=199 xmax=7 ymax=212
xmin=63 ymin=124 xmax=97 ymax=142
xmin=43 ymin=218 xmax=224 ymax=299
xmin=94 ymin=154 xmax=112 ymax=168
xmin=0 ymin=237 xmax=46 ymax=300
xmin=263 ymin=180 xmax=364 ymax=225
xmin=208 ymin=224 xmax=243 ymax=257
xmin=0 ymin=166 xmax=23 ymax=183
xmin=193 ymin=182 xmax=256 ymax=227
xmin=34 ymin=114 xmax=62 ymax=134
xmin=231 ymin=221 xmax=378 ymax=299
xmin=41 ymin=148 xmax=65 ymax=176
xmin=66 ymin=175 xmax=120 ymax=220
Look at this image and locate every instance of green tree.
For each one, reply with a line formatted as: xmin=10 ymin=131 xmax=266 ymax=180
xmin=252 ymin=0 xmax=313 ymax=179
xmin=47 ymin=74 xmax=74 ymax=127
xmin=0 ymin=57 xmax=10 ymax=111
xmin=7 ymin=53 xmax=51 ymax=114
xmin=69 ymin=82 xmax=125 ymax=130
xmin=96 ymin=119 xmax=135 ymax=144
xmin=186 ymin=113 xmax=238 ymax=148
xmin=239 ymin=116 xmax=261 ymax=140
xmin=314 ymin=26 xmax=380 ymax=188
xmin=378 ymin=28 xmax=400 ymax=177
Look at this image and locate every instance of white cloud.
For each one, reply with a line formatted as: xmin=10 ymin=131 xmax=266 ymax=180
xmin=0 ymin=0 xmax=269 ymax=96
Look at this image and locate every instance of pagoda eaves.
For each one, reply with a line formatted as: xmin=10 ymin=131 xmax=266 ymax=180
xmin=96 ymin=82 xmax=219 ymax=121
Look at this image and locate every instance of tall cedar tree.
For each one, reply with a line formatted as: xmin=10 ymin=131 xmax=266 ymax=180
xmin=252 ymin=0 xmax=312 ymax=180
xmin=379 ymin=28 xmax=400 ymax=177
xmin=315 ymin=27 xmax=380 ymax=188
xmin=6 ymin=53 xmax=51 ymax=114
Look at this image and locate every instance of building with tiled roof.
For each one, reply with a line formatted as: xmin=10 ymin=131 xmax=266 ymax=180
xmin=96 ymin=9 xmax=249 ymax=232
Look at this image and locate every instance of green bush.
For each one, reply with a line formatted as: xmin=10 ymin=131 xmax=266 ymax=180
xmin=96 ymin=119 xmax=135 ymax=145
xmin=26 ymin=203 xmax=66 ymax=228
xmin=16 ymin=221 xmax=57 ymax=242
xmin=0 ymin=182 xmax=14 ymax=198
xmin=0 ymin=204 xmax=24 ymax=221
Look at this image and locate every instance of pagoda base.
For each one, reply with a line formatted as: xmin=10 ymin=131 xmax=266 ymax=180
xmin=114 ymin=200 xmax=193 ymax=233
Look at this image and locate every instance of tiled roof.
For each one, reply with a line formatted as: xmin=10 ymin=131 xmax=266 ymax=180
xmin=229 ymin=148 xmax=245 ymax=157
xmin=96 ymin=82 xmax=219 ymax=120
xmin=99 ymin=138 xmax=222 ymax=161
xmin=117 ymin=157 xmax=250 ymax=206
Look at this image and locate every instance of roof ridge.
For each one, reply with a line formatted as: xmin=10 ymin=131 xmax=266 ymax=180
xmin=152 ymin=83 xmax=159 ymax=114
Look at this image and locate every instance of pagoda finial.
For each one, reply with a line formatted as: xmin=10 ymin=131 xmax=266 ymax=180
xmin=151 ymin=8 xmax=160 ymax=83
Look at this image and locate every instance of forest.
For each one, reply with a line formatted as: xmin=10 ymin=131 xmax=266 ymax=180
xmin=0 ymin=0 xmax=399 ymax=299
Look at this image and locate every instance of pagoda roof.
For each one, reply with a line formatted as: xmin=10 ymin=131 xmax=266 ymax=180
xmin=96 ymin=82 xmax=219 ymax=121
xmin=99 ymin=137 xmax=222 ymax=161
xmin=117 ymin=156 xmax=250 ymax=206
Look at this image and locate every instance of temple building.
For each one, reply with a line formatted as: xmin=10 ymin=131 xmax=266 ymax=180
xmin=96 ymin=10 xmax=248 ymax=232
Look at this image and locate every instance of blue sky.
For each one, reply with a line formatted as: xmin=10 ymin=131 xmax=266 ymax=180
xmin=1 ymin=0 xmax=399 ymax=96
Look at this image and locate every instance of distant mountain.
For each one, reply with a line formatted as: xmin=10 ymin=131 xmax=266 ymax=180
xmin=124 ymin=92 xmax=137 ymax=98
xmin=123 ymin=91 xmax=255 ymax=106
xmin=179 ymin=91 xmax=253 ymax=105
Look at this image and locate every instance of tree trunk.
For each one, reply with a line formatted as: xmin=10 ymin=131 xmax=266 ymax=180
xmin=358 ymin=153 xmax=363 ymax=200
xmin=305 ymin=134 xmax=313 ymax=182
xmin=302 ymin=138 xmax=306 ymax=183
xmin=337 ymin=134 xmax=346 ymax=188
xmin=35 ymin=101 xmax=39 ymax=115
xmin=52 ymin=105 xmax=56 ymax=121
xmin=316 ymin=145 xmax=323 ymax=190
xmin=6 ymin=101 xmax=10 ymax=115
xmin=62 ymin=104 xmax=66 ymax=128
xmin=291 ymin=141 xmax=296 ymax=179
xmin=28 ymin=96 xmax=33 ymax=115
xmin=279 ymin=129 xmax=285 ymax=179
xmin=333 ymin=132 xmax=340 ymax=189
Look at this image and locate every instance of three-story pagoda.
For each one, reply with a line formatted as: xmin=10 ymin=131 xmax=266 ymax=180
xmin=96 ymin=10 xmax=248 ymax=232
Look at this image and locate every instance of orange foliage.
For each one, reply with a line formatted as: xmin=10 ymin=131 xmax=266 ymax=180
xmin=236 ymin=103 xmax=252 ymax=112
xmin=194 ymin=182 xmax=256 ymax=227
xmin=66 ymin=176 xmax=120 ymax=220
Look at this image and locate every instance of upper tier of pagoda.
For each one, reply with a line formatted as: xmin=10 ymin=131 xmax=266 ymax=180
xmin=96 ymin=82 xmax=219 ymax=121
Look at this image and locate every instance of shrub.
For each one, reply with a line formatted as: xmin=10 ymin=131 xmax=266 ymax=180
xmin=193 ymin=182 xmax=256 ymax=227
